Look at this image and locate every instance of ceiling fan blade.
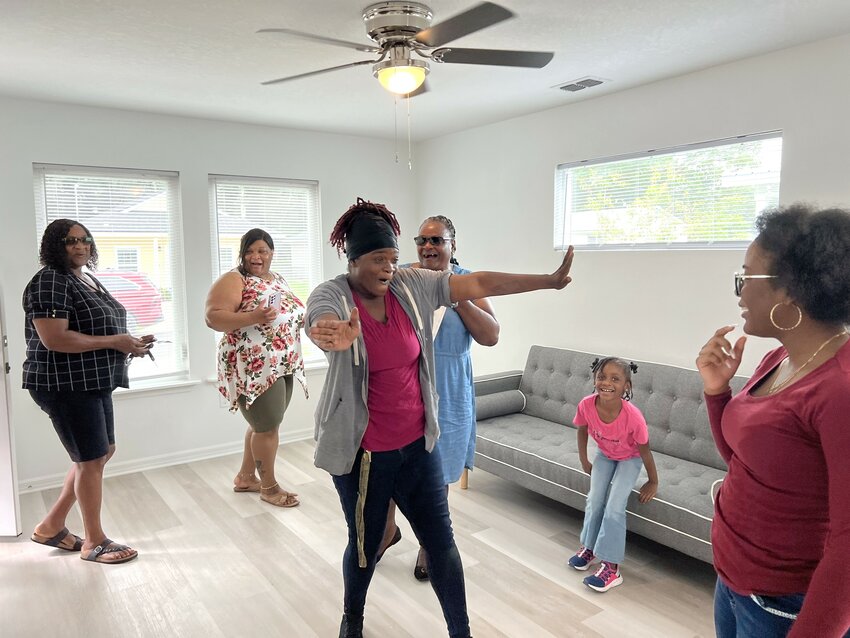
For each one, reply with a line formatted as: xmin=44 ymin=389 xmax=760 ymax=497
xmin=261 ymin=59 xmax=375 ymax=86
xmin=257 ymin=28 xmax=380 ymax=53
xmin=435 ymin=48 xmax=553 ymax=68
xmin=414 ymin=2 xmax=513 ymax=48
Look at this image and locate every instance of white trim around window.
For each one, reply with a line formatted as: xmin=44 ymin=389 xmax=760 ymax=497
xmin=554 ymin=131 xmax=783 ymax=251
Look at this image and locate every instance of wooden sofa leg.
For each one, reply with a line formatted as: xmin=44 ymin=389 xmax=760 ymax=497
xmin=460 ymin=468 xmax=469 ymax=490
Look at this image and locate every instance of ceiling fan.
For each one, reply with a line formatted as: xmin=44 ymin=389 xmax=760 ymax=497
xmin=258 ymin=1 xmax=554 ymax=96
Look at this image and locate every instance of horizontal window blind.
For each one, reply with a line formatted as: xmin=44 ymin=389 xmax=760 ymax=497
xmin=33 ymin=164 xmax=189 ymax=382
xmin=209 ymin=175 xmax=323 ymax=363
xmin=554 ymin=133 xmax=783 ymax=250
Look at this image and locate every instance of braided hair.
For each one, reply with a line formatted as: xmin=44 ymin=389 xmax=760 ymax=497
xmin=329 ymin=197 xmax=401 ymax=258
xmin=422 ymin=215 xmax=459 ymax=265
xmin=590 ymin=356 xmax=638 ymax=401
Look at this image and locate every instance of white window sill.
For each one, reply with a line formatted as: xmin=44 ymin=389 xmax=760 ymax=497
xmin=114 ymin=378 xmax=201 ymax=398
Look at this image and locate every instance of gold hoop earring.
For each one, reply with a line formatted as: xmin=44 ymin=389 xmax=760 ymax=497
xmin=769 ymin=302 xmax=802 ymax=331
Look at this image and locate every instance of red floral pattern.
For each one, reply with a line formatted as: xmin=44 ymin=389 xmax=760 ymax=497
xmin=216 ymin=272 xmax=307 ymax=411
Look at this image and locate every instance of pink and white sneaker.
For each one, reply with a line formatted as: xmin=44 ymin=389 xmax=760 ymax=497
xmin=583 ymin=561 xmax=623 ymax=592
xmin=568 ymin=545 xmax=597 ymax=571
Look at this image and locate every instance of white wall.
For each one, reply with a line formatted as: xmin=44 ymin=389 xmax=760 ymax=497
xmin=416 ymin=33 xmax=850 ymax=377
xmin=4 ymin=32 xmax=850 ymax=488
xmin=0 ymin=97 xmax=420 ymax=488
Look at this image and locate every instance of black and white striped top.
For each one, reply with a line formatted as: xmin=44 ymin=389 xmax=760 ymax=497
xmin=22 ymin=267 xmax=129 ymax=391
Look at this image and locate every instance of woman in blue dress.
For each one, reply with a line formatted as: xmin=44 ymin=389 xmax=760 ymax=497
xmin=379 ymin=215 xmax=500 ymax=580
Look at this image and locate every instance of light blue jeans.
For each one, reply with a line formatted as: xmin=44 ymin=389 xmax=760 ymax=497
xmin=579 ymin=452 xmax=643 ymax=564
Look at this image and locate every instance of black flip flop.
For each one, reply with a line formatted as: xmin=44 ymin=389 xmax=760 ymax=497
xmin=413 ymin=547 xmax=429 ymax=581
xmin=81 ymin=538 xmax=138 ymax=564
xmin=31 ymin=527 xmax=83 ymax=552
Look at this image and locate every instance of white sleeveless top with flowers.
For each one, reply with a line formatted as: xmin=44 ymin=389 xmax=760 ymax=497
xmin=216 ymin=271 xmax=307 ymax=411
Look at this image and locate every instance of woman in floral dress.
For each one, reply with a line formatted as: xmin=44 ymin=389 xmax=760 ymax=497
xmin=205 ymin=228 xmax=306 ymax=507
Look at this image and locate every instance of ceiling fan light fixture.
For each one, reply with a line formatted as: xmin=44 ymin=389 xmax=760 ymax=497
xmin=374 ymin=58 xmax=429 ymax=94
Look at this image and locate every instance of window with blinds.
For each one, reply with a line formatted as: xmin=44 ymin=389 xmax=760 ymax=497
xmin=554 ymin=132 xmax=783 ymax=250
xmin=33 ymin=164 xmax=189 ymax=383
xmin=208 ymin=175 xmax=323 ymax=363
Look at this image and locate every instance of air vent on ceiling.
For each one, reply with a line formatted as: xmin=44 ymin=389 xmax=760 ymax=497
xmin=556 ymin=76 xmax=605 ymax=92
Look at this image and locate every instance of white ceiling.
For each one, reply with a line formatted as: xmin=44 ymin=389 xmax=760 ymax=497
xmin=3 ymin=0 xmax=850 ymax=140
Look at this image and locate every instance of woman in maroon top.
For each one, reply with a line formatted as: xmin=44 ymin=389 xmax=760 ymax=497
xmin=696 ymin=204 xmax=850 ymax=637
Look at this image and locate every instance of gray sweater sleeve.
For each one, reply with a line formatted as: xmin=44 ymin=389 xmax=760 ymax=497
xmin=394 ymin=267 xmax=453 ymax=310
xmin=305 ymin=278 xmax=346 ymax=326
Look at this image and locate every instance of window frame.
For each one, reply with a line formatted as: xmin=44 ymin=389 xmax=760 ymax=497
xmin=208 ymin=174 xmax=324 ymax=366
xmin=554 ymin=131 xmax=783 ymax=251
xmin=33 ymin=163 xmax=190 ymax=386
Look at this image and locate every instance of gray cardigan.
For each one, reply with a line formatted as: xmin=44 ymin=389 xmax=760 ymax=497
xmin=305 ymin=268 xmax=453 ymax=475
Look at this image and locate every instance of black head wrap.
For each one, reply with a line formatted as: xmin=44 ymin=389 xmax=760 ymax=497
xmin=345 ymin=211 xmax=399 ymax=261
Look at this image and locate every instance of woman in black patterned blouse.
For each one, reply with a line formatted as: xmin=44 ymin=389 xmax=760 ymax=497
xmin=23 ymin=219 xmax=153 ymax=564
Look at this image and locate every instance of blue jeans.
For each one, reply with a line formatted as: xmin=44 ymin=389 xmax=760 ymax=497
xmin=714 ymin=578 xmax=850 ymax=637
xmin=332 ymin=437 xmax=470 ymax=638
xmin=579 ymin=452 xmax=643 ymax=564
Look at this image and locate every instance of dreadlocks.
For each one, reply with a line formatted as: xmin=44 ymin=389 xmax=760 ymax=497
xmin=329 ymin=197 xmax=401 ymax=258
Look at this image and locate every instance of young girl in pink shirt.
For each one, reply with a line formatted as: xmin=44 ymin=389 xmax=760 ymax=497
xmin=568 ymin=356 xmax=659 ymax=592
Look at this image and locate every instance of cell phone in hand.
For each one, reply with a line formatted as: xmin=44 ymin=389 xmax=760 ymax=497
xmin=267 ymin=292 xmax=281 ymax=311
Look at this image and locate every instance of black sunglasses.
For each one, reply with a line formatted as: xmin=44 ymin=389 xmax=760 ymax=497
xmin=413 ymin=235 xmax=452 ymax=246
xmin=733 ymin=272 xmax=777 ymax=296
xmin=63 ymin=236 xmax=94 ymax=246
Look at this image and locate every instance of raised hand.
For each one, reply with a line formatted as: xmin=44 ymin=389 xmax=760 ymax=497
xmin=696 ymin=325 xmax=747 ymax=394
xmin=549 ymin=245 xmax=574 ymax=290
xmin=309 ymin=307 xmax=361 ymax=352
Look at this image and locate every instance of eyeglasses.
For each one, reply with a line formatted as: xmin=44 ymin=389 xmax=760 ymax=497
xmin=413 ymin=235 xmax=452 ymax=246
xmin=62 ymin=236 xmax=93 ymax=246
xmin=734 ymin=272 xmax=777 ymax=296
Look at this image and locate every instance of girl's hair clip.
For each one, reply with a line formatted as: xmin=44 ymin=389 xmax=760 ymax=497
xmin=629 ymin=361 xmax=639 ymax=374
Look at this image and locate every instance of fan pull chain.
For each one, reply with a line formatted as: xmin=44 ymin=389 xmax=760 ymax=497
xmin=393 ymin=95 xmax=400 ymax=164
xmin=407 ymin=92 xmax=413 ymax=170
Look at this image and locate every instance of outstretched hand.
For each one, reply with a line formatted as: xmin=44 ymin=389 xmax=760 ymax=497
xmin=309 ymin=307 xmax=361 ymax=352
xmin=549 ymin=246 xmax=574 ymax=290
xmin=696 ymin=325 xmax=747 ymax=394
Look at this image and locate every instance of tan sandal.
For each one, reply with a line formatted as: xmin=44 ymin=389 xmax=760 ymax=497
xmin=233 ymin=473 xmax=261 ymax=493
xmin=260 ymin=483 xmax=300 ymax=508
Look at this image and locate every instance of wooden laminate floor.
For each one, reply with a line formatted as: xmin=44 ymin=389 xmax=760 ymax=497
xmin=0 ymin=440 xmax=717 ymax=637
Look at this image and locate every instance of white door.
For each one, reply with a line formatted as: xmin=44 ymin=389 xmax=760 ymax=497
xmin=0 ymin=292 xmax=22 ymax=537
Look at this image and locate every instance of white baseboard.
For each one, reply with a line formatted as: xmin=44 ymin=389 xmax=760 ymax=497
xmin=18 ymin=427 xmax=314 ymax=493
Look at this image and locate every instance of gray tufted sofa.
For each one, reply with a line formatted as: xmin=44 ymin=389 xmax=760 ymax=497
xmin=473 ymin=346 xmax=745 ymax=563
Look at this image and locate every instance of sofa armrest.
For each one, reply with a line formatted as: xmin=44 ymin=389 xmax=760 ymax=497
xmin=474 ymin=371 xmax=523 ymax=397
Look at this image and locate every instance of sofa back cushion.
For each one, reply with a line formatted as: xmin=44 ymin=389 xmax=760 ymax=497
xmin=519 ymin=346 xmax=743 ymax=471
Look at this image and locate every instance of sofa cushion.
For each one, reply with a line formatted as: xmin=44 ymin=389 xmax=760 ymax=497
xmin=476 ymin=413 xmax=725 ymax=562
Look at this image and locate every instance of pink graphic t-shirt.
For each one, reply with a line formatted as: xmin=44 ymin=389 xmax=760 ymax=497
xmin=573 ymin=394 xmax=648 ymax=461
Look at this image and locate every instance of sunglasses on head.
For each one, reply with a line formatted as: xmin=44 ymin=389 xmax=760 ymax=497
xmin=63 ymin=236 xmax=93 ymax=246
xmin=733 ymin=272 xmax=777 ymax=296
xmin=413 ymin=235 xmax=452 ymax=247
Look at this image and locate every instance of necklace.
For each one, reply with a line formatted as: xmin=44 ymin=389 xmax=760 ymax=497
xmin=768 ymin=330 xmax=849 ymax=394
